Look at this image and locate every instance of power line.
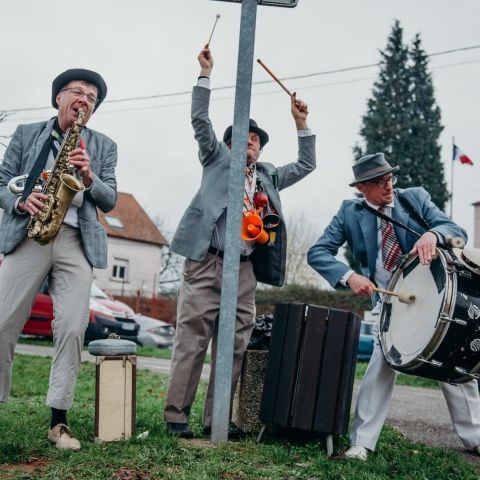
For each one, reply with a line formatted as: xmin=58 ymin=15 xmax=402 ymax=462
xmin=5 ymin=56 xmax=480 ymax=124
xmin=11 ymin=55 xmax=480 ymax=124
xmin=4 ymin=43 xmax=480 ymax=115
xmin=5 ymin=57 xmax=480 ymax=124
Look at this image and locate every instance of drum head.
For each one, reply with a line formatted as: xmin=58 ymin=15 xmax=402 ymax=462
xmin=380 ymin=254 xmax=449 ymax=367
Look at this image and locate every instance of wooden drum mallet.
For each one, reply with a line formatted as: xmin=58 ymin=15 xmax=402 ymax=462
xmin=373 ymin=287 xmax=416 ymax=304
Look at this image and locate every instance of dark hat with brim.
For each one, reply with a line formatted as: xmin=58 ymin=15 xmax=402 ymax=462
xmin=223 ymin=118 xmax=269 ymax=148
xmin=52 ymin=68 xmax=107 ymax=112
xmin=349 ymin=152 xmax=399 ymax=187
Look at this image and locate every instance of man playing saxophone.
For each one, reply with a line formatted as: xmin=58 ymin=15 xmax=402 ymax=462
xmin=0 ymin=69 xmax=117 ymax=450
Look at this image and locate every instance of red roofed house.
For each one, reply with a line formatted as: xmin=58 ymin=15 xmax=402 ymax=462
xmin=94 ymin=192 xmax=168 ymax=298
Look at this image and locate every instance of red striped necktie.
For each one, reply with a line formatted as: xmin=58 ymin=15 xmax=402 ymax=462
xmin=378 ymin=207 xmax=402 ymax=272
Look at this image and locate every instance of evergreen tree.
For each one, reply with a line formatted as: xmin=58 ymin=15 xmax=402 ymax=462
xmin=346 ymin=21 xmax=448 ymax=271
xmin=356 ymin=20 xmax=411 ymax=164
xmin=408 ymin=35 xmax=447 ymax=209
xmin=356 ymin=20 xmax=447 ymax=209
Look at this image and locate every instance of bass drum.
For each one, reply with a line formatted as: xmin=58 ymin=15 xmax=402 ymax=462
xmin=379 ymin=247 xmax=480 ymax=383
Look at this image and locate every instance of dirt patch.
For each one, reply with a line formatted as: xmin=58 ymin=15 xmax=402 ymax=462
xmin=111 ymin=468 xmax=150 ymax=480
xmin=179 ymin=438 xmax=218 ymax=448
xmin=0 ymin=457 xmax=47 ymax=478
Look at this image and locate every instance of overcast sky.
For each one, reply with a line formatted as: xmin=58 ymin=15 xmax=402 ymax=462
xmin=2 ymin=0 xmax=479 ymax=250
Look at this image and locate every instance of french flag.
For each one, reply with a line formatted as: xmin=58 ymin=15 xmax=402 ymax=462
xmin=453 ymin=144 xmax=474 ymax=165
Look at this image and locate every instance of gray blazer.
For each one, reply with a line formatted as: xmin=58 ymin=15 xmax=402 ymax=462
xmin=0 ymin=118 xmax=117 ymax=268
xmin=307 ymin=187 xmax=467 ymax=289
xmin=171 ymin=86 xmax=316 ymax=286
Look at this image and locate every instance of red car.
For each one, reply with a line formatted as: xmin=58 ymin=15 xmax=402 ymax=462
xmin=0 ymin=251 xmax=139 ymax=342
xmin=21 ymin=278 xmax=139 ymax=342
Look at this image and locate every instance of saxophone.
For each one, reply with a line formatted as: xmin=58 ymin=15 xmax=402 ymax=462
xmin=27 ymin=109 xmax=86 ymax=245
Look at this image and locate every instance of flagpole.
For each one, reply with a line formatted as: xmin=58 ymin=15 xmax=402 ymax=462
xmin=450 ymin=136 xmax=455 ymax=218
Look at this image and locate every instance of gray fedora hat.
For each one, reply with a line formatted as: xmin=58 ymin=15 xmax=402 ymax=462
xmin=52 ymin=68 xmax=107 ymax=112
xmin=349 ymin=152 xmax=399 ymax=187
xmin=223 ymin=118 xmax=269 ymax=148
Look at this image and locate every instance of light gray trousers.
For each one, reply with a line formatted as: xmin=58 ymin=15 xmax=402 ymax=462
xmin=351 ymin=335 xmax=480 ymax=451
xmin=164 ymin=253 xmax=256 ymax=426
xmin=0 ymin=225 xmax=92 ymax=410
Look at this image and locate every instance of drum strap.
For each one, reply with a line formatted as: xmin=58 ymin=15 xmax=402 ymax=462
xmin=395 ymin=193 xmax=432 ymax=231
xmin=363 ymin=202 xmax=422 ymax=238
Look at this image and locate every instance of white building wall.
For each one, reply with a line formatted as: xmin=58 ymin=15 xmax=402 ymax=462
xmin=94 ymin=236 xmax=163 ymax=298
xmin=474 ymin=204 xmax=480 ymax=249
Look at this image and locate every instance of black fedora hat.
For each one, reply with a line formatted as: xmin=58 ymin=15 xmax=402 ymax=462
xmin=349 ymin=153 xmax=399 ymax=187
xmin=52 ymin=68 xmax=107 ymax=112
xmin=223 ymin=119 xmax=269 ymax=148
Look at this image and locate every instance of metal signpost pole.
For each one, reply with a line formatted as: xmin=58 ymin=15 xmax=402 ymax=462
xmin=211 ymin=0 xmax=258 ymax=443
xmin=210 ymin=0 xmax=298 ymax=443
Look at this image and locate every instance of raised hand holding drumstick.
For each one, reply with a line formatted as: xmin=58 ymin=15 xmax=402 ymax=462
xmin=198 ymin=44 xmax=213 ymax=77
xmin=291 ymin=92 xmax=309 ymax=130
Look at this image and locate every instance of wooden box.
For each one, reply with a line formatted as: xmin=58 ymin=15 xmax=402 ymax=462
xmin=94 ymin=355 xmax=136 ymax=442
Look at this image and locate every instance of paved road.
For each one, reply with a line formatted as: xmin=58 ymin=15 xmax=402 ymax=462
xmin=15 ymin=344 xmax=479 ymax=464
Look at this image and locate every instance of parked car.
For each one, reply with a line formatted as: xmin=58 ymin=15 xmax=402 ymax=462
xmin=134 ymin=314 xmax=175 ymax=348
xmin=21 ymin=279 xmax=139 ymax=342
xmin=90 ymin=282 xmax=136 ymax=321
xmin=357 ymin=320 xmax=375 ymax=361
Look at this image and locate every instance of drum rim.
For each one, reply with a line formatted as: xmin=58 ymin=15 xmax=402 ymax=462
xmin=379 ymin=248 xmax=456 ymax=370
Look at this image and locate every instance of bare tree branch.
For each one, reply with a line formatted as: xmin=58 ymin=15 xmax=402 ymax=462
xmin=152 ymin=214 xmax=183 ymax=291
xmin=0 ymin=111 xmax=12 ymax=151
xmin=284 ymin=213 xmax=327 ymax=287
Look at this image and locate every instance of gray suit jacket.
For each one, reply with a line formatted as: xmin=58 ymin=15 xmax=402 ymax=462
xmin=307 ymin=187 xmax=467 ymax=289
xmin=0 ymin=118 xmax=117 ymax=268
xmin=171 ymin=86 xmax=316 ymax=286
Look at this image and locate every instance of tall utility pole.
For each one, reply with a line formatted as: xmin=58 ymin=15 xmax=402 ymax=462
xmin=210 ymin=0 xmax=298 ymax=443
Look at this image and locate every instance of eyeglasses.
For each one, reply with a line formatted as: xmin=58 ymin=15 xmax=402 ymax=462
xmin=366 ymin=174 xmax=397 ymax=188
xmin=60 ymin=87 xmax=98 ymax=106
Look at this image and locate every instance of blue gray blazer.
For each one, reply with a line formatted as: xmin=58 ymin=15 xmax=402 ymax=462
xmin=0 ymin=118 xmax=117 ymax=268
xmin=171 ymin=86 xmax=316 ymax=286
xmin=307 ymin=187 xmax=467 ymax=289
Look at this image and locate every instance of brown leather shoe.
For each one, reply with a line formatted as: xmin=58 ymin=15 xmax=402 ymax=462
xmin=48 ymin=424 xmax=81 ymax=450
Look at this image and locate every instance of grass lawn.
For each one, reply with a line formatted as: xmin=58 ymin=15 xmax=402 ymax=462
xmin=0 ymin=355 xmax=478 ymax=480
xmin=18 ymin=337 xmax=434 ymax=388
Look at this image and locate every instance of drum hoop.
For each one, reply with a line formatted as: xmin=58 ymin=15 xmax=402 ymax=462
xmin=379 ymin=248 xmax=456 ymax=369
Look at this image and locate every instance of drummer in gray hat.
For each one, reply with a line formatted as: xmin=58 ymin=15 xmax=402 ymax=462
xmin=0 ymin=68 xmax=117 ymax=450
xmin=307 ymin=153 xmax=480 ymax=460
xmin=163 ymin=44 xmax=316 ymax=439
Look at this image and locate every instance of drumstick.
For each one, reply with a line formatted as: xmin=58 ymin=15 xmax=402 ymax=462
xmin=373 ymin=287 xmax=416 ymax=305
xmin=207 ymin=14 xmax=221 ymax=47
xmin=257 ymin=59 xmax=293 ymax=97
xmin=257 ymin=59 xmax=308 ymax=114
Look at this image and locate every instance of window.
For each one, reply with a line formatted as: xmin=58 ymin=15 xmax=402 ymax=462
xmin=112 ymin=258 xmax=129 ymax=281
xmin=105 ymin=215 xmax=124 ymax=228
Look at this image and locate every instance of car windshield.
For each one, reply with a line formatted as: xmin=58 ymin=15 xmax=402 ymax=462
xmin=90 ymin=283 xmax=109 ymax=299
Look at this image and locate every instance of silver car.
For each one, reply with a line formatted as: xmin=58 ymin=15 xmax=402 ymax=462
xmin=135 ymin=314 xmax=175 ymax=348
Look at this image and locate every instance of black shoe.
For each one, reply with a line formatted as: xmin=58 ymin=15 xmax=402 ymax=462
xmin=202 ymin=423 xmax=242 ymax=440
xmin=167 ymin=422 xmax=194 ymax=439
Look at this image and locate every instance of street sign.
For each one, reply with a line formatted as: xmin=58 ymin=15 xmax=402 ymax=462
xmin=213 ymin=0 xmax=298 ymax=7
